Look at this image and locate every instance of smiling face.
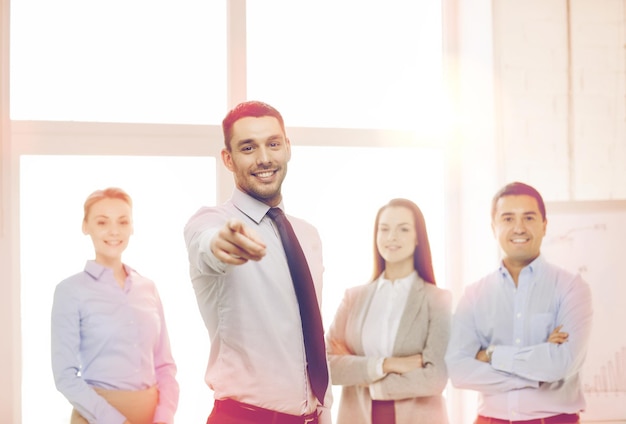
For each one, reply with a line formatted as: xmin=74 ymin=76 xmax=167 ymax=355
xmin=492 ymin=194 xmax=547 ymax=272
xmin=82 ymin=197 xmax=133 ymax=266
xmin=376 ymin=206 xmax=418 ymax=273
xmin=222 ymin=116 xmax=291 ymax=207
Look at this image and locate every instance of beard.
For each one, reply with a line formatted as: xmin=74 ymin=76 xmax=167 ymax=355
xmin=236 ymin=167 xmax=287 ymax=205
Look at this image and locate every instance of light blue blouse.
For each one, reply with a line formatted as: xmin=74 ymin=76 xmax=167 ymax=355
xmin=51 ymin=260 xmax=179 ymax=424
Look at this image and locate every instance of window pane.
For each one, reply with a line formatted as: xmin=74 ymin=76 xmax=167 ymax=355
xmin=10 ymin=1 xmax=226 ymax=124
xmin=284 ymin=146 xmax=446 ymax=421
xmin=284 ymin=146 xmax=446 ymax=318
xmin=247 ymin=1 xmax=444 ymax=131
xmin=20 ymin=155 xmax=216 ymax=423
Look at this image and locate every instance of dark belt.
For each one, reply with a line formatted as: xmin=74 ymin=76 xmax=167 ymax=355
xmin=214 ymin=399 xmax=318 ymax=424
xmin=476 ymin=413 xmax=579 ymax=424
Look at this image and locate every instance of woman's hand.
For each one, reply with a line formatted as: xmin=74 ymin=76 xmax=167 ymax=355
xmin=382 ymin=354 xmax=423 ymax=374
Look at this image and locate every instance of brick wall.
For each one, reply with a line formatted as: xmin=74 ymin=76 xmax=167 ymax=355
xmin=493 ymin=0 xmax=626 ymax=200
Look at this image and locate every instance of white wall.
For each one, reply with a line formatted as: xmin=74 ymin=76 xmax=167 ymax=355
xmin=447 ymin=1 xmax=626 ymax=422
xmin=1 ymin=0 xmax=21 ymax=421
xmin=493 ymin=0 xmax=626 ymax=200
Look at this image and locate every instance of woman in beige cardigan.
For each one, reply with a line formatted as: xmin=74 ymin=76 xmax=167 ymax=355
xmin=327 ymin=198 xmax=451 ymax=424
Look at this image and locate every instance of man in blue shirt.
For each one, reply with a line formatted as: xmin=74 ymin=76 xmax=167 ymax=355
xmin=445 ymin=182 xmax=593 ymax=424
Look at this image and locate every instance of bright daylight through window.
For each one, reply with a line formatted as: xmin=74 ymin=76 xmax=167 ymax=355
xmin=11 ymin=1 xmax=446 ymax=422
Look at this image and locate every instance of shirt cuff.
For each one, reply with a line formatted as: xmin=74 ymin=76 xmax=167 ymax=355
xmin=490 ymin=344 xmax=514 ymax=373
xmin=198 ymin=230 xmax=229 ymax=274
xmin=369 ymin=378 xmax=385 ymax=400
xmin=488 ymin=345 xmax=541 ymax=389
xmin=375 ymin=357 xmax=386 ymax=378
xmin=369 ymin=358 xmax=387 ymax=400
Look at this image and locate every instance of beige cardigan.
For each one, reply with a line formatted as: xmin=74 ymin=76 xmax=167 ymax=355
xmin=326 ymin=274 xmax=452 ymax=424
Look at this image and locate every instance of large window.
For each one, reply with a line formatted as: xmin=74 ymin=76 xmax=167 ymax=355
xmin=10 ymin=1 xmax=226 ymax=124
xmin=9 ymin=1 xmax=451 ymax=422
xmin=286 ymin=146 xmax=447 ymax=323
xmin=247 ymin=0 xmax=445 ymax=131
xmin=10 ymin=0 xmax=445 ymax=131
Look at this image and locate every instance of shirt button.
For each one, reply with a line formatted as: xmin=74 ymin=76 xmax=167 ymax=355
xmin=515 ymin=338 xmax=521 ymax=344
xmin=516 ymin=313 xmax=522 ymax=318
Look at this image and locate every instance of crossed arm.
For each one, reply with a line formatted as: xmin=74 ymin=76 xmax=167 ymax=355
xmin=328 ymin=288 xmax=451 ymax=400
xmin=475 ymin=325 xmax=569 ymax=363
xmin=445 ymin=276 xmax=593 ymax=394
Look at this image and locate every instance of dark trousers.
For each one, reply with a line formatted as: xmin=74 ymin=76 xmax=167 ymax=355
xmin=474 ymin=414 xmax=580 ymax=424
xmin=207 ymin=399 xmax=318 ymax=424
xmin=207 ymin=409 xmax=244 ymax=424
xmin=371 ymin=400 xmax=396 ymax=424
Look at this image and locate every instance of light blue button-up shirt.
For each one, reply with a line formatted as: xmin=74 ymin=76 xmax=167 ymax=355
xmin=445 ymin=255 xmax=593 ymax=420
xmin=51 ymin=261 xmax=179 ymax=424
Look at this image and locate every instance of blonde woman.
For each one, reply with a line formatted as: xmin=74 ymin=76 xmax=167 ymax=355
xmin=51 ymin=187 xmax=179 ymax=424
xmin=327 ymin=198 xmax=451 ymax=424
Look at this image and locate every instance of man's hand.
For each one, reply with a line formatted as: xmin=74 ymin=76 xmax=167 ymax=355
xmin=475 ymin=349 xmax=489 ymax=363
xmin=547 ymin=325 xmax=569 ymax=344
xmin=383 ymin=354 xmax=423 ymax=374
xmin=211 ymin=218 xmax=267 ymax=264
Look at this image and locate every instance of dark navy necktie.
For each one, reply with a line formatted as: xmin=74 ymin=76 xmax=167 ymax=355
xmin=267 ymin=207 xmax=328 ymax=403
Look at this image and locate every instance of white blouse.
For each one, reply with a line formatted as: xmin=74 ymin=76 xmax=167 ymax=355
xmin=361 ymin=271 xmax=414 ymax=359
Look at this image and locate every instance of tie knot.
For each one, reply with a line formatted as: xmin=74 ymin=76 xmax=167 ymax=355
xmin=267 ymin=207 xmax=284 ymax=220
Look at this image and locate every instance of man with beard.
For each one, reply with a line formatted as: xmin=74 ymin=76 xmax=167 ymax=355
xmin=184 ymin=101 xmax=331 ymax=424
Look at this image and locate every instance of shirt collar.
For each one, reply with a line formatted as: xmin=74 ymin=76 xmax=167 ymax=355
xmin=376 ymin=270 xmax=419 ymax=291
xmin=84 ymin=260 xmax=133 ymax=282
xmin=231 ymin=188 xmax=285 ymax=224
xmin=498 ymin=254 xmax=546 ymax=278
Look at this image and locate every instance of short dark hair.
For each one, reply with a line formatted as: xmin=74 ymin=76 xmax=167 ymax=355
xmin=222 ymin=100 xmax=286 ymax=151
xmin=491 ymin=181 xmax=546 ymax=221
